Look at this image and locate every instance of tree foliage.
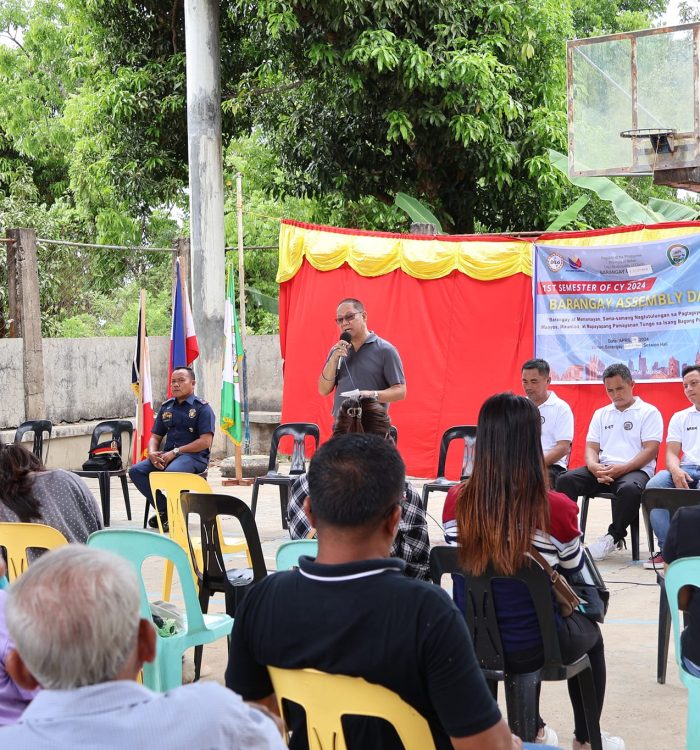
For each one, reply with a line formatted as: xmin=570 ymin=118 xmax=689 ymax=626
xmin=0 ymin=0 xmax=679 ymax=334
xmin=227 ymin=0 xmax=573 ymax=232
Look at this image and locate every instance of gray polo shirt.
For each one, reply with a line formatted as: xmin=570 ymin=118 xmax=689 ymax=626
xmin=327 ymin=332 xmax=405 ymax=415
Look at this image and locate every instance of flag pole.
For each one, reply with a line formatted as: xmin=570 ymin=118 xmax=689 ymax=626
xmin=137 ymin=289 xmax=146 ymax=460
xmin=236 ymin=173 xmax=251 ymax=456
xmin=221 ymin=257 xmax=252 ymax=487
xmin=179 ymin=258 xmax=187 ymax=355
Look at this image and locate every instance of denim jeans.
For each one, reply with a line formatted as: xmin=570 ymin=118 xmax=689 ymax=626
xmin=647 ymin=466 xmax=700 ymax=550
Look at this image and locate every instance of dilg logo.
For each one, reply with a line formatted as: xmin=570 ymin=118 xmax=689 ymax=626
xmin=667 ymin=244 xmax=689 ymax=267
xmin=546 ymin=252 xmax=565 ymax=273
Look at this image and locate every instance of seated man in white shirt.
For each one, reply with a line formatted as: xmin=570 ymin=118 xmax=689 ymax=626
xmin=556 ymin=363 xmax=663 ymax=561
xmin=2 ymin=545 xmax=284 ymax=750
xmin=521 ymin=358 xmax=574 ymax=488
xmin=643 ymin=364 xmax=700 ymax=569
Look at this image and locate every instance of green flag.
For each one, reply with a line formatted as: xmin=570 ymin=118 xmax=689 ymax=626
xmin=221 ymin=260 xmax=244 ymax=444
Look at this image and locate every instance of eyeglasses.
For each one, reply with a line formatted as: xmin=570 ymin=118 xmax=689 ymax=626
xmin=335 ymin=312 xmax=361 ymax=325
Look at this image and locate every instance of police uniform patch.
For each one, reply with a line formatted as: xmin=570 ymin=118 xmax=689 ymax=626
xmin=162 ymin=411 xmax=172 ymax=420
xmin=189 ymin=408 xmax=197 ymax=418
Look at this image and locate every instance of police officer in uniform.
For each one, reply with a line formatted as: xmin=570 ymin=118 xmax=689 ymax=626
xmin=129 ymin=367 xmax=216 ymax=530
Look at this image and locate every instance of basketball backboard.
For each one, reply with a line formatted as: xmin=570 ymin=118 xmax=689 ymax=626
xmin=568 ymin=23 xmax=700 ymax=189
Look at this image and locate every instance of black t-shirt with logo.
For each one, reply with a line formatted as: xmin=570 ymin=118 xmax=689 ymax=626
xmin=226 ymin=556 xmax=501 ymax=749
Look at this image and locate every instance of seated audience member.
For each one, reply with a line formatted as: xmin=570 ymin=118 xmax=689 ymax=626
xmin=1 ymin=545 xmax=284 ymax=749
xmin=644 ymin=365 xmax=700 ymax=569
xmin=227 ymin=433 xmax=524 ymax=750
xmin=663 ymin=505 xmax=700 ymax=676
xmin=286 ymin=396 xmax=429 ymax=580
xmin=0 ymin=559 xmax=36 ymax=725
xmin=557 ymin=363 xmax=662 ymax=561
xmin=521 ymin=358 xmax=574 ymax=488
xmin=129 ymin=367 xmax=215 ymax=531
xmin=444 ymin=393 xmax=624 ymax=750
xmin=0 ymin=440 xmax=102 ymax=544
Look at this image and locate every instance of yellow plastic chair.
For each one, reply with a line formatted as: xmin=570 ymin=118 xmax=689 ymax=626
xmin=267 ymin=667 xmax=436 ymax=750
xmin=148 ymin=473 xmax=248 ymax=600
xmin=0 ymin=522 xmax=68 ymax=581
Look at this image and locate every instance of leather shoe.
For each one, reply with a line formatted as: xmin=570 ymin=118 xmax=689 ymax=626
xmin=148 ymin=514 xmax=168 ymax=533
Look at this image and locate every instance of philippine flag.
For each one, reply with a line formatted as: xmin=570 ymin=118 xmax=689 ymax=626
xmin=168 ymin=258 xmax=199 ymax=396
xmin=132 ymin=295 xmax=155 ymax=463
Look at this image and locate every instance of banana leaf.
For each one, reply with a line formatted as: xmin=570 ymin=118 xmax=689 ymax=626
xmin=546 ymin=195 xmax=590 ymax=231
xmin=647 ymin=197 xmax=700 ymax=222
xmin=548 ymin=149 xmax=662 ymax=226
xmin=395 ymin=192 xmax=444 ymax=233
xmin=245 ymin=286 xmax=279 ymax=314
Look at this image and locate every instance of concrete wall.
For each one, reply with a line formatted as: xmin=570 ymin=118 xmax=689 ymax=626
xmin=0 ymin=334 xmax=282 ymax=430
xmin=42 ymin=337 xmax=170 ymax=425
xmin=245 ymin=335 xmax=283 ymax=411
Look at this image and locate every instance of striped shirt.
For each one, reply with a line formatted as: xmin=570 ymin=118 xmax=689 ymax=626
xmin=288 ymin=474 xmax=430 ymax=580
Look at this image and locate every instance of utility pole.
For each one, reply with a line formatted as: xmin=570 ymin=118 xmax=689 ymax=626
xmin=184 ymin=0 xmax=226 ymax=454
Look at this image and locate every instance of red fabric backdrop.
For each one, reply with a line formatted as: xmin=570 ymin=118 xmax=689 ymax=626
xmin=278 ymin=260 xmax=685 ymax=478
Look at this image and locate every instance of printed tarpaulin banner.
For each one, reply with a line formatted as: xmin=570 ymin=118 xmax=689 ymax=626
xmin=534 ymin=233 xmax=700 ymax=382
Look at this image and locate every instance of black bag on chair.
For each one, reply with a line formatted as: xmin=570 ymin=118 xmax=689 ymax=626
xmin=82 ymin=439 xmax=123 ymax=471
xmin=570 ymin=549 xmax=610 ymax=624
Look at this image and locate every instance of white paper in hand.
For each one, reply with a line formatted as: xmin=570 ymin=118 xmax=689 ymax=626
xmin=340 ymin=389 xmax=361 ymax=399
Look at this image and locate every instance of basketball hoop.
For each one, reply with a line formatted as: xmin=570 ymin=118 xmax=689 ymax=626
xmin=620 ymin=128 xmax=677 ymax=154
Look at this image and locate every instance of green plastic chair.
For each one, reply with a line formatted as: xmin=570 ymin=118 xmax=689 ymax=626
xmin=276 ymin=539 xmax=318 ymax=571
xmin=665 ymin=556 xmax=700 ymax=750
xmin=87 ymin=529 xmax=233 ymax=692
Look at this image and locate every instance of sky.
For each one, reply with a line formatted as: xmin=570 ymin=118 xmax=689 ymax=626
xmin=663 ymin=0 xmax=682 ymax=24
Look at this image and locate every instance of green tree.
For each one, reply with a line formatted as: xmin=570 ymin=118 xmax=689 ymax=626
xmin=54 ymin=0 xmax=673 ymax=235
xmin=0 ymin=0 xmax=183 ymax=336
xmin=225 ymin=0 xmax=573 ymax=233
xmin=571 ymin=0 xmax=667 ymax=36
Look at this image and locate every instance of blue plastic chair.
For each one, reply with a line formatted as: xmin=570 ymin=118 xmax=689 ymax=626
xmin=87 ymin=529 xmax=233 ymax=692
xmin=276 ymin=540 xmax=318 ymax=571
xmin=665 ymin=556 xmax=700 ymax=750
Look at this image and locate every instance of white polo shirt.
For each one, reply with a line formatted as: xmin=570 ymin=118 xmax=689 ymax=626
xmin=667 ymin=405 xmax=700 ymax=465
xmin=539 ymin=391 xmax=574 ymax=469
xmin=586 ymin=396 xmax=663 ymax=478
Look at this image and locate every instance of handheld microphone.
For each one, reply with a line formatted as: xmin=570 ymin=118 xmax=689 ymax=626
xmin=337 ymin=331 xmax=352 ymax=371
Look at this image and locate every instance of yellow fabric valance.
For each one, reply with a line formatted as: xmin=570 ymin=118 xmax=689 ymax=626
xmin=536 ymin=224 xmax=700 ymax=248
xmin=277 ymin=219 xmax=700 ymax=283
xmin=276 ymin=220 xmax=532 ymax=283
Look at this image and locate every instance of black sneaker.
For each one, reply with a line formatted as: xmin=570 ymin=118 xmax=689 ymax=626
xmin=148 ymin=513 xmax=168 ymax=532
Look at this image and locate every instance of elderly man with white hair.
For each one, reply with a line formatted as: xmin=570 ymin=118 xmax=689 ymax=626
xmin=0 ymin=545 xmax=284 ymax=749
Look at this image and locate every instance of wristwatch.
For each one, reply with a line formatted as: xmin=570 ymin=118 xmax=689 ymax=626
xmin=172 ymin=447 xmax=180 ymax=456
xmin=373 ymin=390 xmax=379 ymax=400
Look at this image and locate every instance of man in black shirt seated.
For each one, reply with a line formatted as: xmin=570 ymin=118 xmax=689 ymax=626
xmin=664 ymin=506 xmax=700 ymax=676
xmin=226 ymin=433 xmax=522 ymax=750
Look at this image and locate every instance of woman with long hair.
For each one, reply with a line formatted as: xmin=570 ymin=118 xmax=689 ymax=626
xmin=443 ymin=393 xmax=623 ymax=750
xmin=0 ymin=440 xmax=102 ymax=544
xmin=286 ymin=396 xmax=430 ymax=580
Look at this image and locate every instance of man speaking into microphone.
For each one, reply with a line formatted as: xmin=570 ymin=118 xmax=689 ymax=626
xmin=318 ymin=298 xmax=406 ymax=417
